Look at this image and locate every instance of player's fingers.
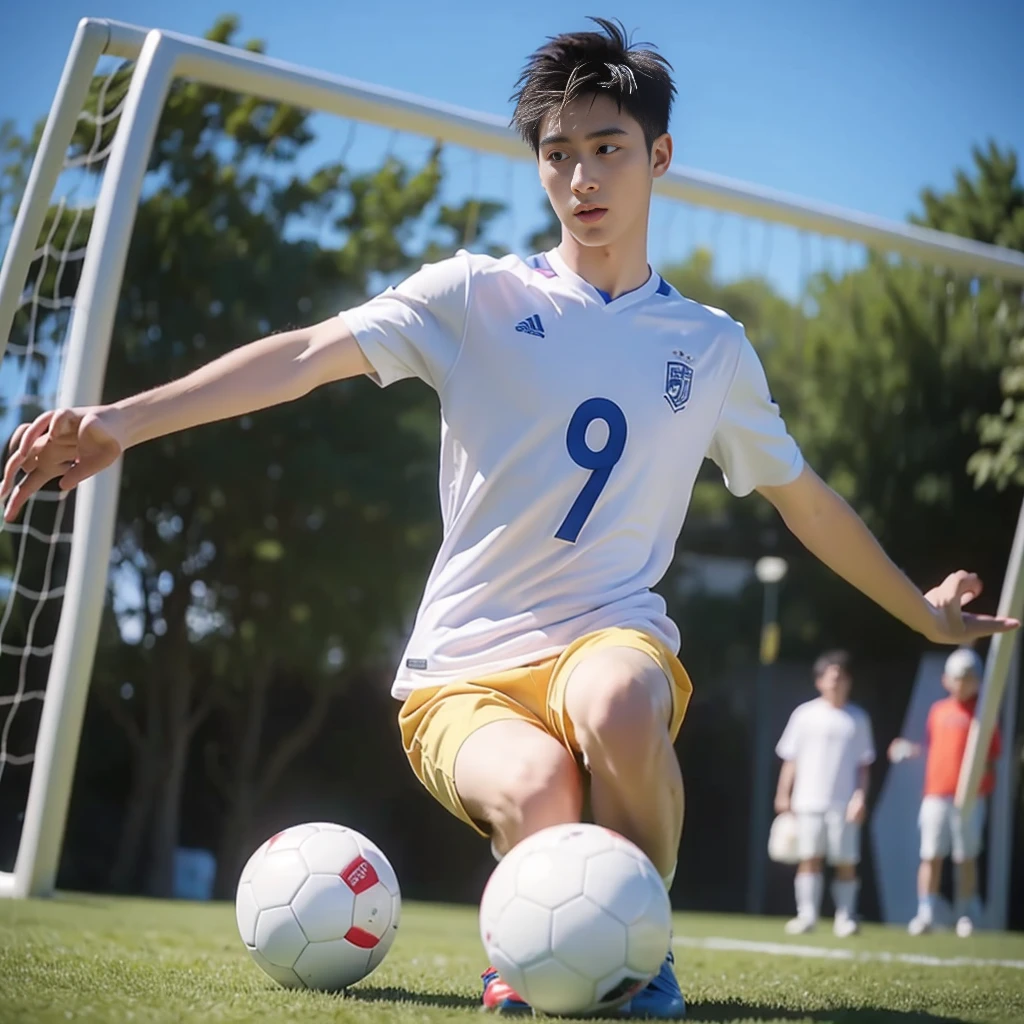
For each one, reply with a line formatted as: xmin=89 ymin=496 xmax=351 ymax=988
xmin=1 ymin=414 xmax=54 ymax=499
xmin=58 ymin=453 xmax=112 ymax=491
xmin=961 ymin=613 xmax=1020 ymax=638
xmin=3 ymin=466 xmax=62 ymax=522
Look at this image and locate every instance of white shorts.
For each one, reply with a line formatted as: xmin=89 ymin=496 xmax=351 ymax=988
xmin=919 ymin=795 xmax=987 ymax=862
xmin=796 ymin=809 xmax=860 ymax=865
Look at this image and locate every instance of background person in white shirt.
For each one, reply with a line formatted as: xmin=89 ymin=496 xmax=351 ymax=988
xmin=774 ymin=651 xmax=876 ymax=937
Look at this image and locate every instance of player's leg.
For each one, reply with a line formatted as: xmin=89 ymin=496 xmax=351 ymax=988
xmin=454 ymin=720 xmax=583 ymax=854
xmin=560 ymin=645 xmax=681 ymax=877
xmin=398 ymin=670 xmax=584 ymax=1014
xmin=910 ymin=796 xmax=949 ymax=935
xmin=828 ymin=810 xmax=861 ymax=937
xmin=549 ymin=629 xmax=690 ymax=1020
xmin=951 ymin=800 xmax=986 ymax=937
xmin=787 ymin=815 xmax=826 ymax=933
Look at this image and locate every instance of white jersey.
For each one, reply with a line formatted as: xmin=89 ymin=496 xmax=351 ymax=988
xmin=342 ymin=248 xmax=803 ymax=698
xmin=776 ymin=698 xmax=876 ymax=813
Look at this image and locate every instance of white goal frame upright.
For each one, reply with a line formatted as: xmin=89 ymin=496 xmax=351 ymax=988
xmin=2 ymin=17 xmax=1024 ymax=912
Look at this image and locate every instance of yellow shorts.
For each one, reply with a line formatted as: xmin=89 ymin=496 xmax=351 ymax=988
xmin=398 ymin=627 xmax=693 ymax=836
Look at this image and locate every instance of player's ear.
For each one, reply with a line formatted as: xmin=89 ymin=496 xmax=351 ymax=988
xmin=651 ymin=133 xmax=672 ymax=179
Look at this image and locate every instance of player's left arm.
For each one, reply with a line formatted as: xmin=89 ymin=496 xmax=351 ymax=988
xmin=757 ymin=465 xmax=1019 ymax=644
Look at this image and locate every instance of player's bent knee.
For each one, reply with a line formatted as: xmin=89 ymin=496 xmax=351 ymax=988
xmin=569 ymin=663 xmax=669 ymax=760
xmin=483 ymin=746 xmax=582 ymax=841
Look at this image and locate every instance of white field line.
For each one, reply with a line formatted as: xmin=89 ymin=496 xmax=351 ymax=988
xmin=673 ymin=934 xmax=1024 ymax=970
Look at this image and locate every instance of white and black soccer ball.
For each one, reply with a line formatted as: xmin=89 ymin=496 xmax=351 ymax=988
xmin=235 ymin=822 xmax=400 ymax=990
xmin=479 ymin=823 xmax=672 ymax=1017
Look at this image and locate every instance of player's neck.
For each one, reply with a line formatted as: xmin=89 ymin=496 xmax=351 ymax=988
xmin=556 ymin=231 xmax=651 ymax=300
xmin=820 ymin=695 xmax=846 ymax=709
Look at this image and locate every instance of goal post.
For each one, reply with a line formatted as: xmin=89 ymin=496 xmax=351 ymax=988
xmin=2 ymin=16 xmax=1024 ymax=904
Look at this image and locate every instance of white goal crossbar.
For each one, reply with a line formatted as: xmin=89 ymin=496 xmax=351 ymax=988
xmin=2 ymin=17 xmax=1023 ymax=905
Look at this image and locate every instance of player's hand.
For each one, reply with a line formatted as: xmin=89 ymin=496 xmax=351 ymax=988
xmin=921 ymin=571 xmax=1019 ymax=643
xmin=1 ymin=406 xmax=125 ymax=522
xmin=774 ymin=794 xmax=791 ymax=815
xmin=887 ymin=738 xmax=921 ymax=763
xmin=846 ymin=791 xmax=866 ymax=825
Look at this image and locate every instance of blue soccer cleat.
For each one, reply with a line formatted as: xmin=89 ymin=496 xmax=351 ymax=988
xmin=618 ymin=950 xmax=686 ymax=1019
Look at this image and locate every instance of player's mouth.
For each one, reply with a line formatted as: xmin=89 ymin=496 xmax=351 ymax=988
xmin=574 ymin=205 xmax=607 ymax=223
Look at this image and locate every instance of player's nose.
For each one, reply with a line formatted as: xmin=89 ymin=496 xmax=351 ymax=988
xmin=570 ymin=158 xmax=599 ymax=194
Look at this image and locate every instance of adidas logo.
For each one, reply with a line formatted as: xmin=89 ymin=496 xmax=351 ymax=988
xmin=515 ymin=314 xmax=545 ymax=338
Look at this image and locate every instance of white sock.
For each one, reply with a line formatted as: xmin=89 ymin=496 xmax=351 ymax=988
xmin=795 ymin=872 xmax=823 ymax=921
xmin=917 ymin=893 xmax=936 ymax=921
xmin=832 ymin=879 xmax=858 ymax=918
xmin=661 ymin=863 xmax=676 ymax=894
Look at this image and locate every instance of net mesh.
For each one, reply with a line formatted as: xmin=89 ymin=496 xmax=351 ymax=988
xmin=0 ymin=57 xmax=134 ymax=870
xmin=0 ymin=44 xmax=1021 ymax=881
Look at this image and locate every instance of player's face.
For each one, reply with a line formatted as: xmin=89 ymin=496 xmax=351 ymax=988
xmin=815 ymin=664 xmax=851 ymax=704
xmin=536 ymin=94 xmax=671 ymax=249
xmin=944 ymin=672 xmax=980 ymax=701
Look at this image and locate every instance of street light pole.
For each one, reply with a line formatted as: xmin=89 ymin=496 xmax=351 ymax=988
xmin=746 ymin=556 xmax=788 ymax=916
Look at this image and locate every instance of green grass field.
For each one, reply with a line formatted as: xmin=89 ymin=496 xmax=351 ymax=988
xmin=2 ymin=894 xmax=1023 ymax=1024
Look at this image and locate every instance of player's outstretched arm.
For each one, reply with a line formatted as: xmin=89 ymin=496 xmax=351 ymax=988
xmin=758 ymin=465 xmax=1020 ymax=644
xmin=1 ymin=317 xmax=372 ymax=522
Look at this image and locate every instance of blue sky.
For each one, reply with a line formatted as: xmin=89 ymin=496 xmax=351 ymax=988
xmin=1 ymin=0 xmax=1020 ymax=226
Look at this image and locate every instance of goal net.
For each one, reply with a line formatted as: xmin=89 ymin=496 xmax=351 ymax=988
xmin=2 ymin=18 xmax=1023 ymax=907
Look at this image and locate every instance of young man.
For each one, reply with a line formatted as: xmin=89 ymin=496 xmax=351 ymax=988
xmin=889 ymin=647 xmax=1001 ymax=938
xmin=1 ymin=18 xmax=1017 ymax=1019
xmin=774 ymin=651 xmax=875 ymax=937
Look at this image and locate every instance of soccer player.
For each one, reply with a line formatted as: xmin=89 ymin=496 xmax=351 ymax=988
xmin=774 ymin=651 xmax=875 ymax=937
xmin=1 ymin=18 xmax=1017 ymax=1018
xmin=888 ymin=647 xmax=1000 ymax=938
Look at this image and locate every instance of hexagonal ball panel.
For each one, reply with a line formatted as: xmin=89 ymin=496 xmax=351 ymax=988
xmin=625 ymin=898 xmax=672 ymax=976
xmin=291 ymin=873 xmax=356 ymax=942
xmin=254 ymin=905 xmax=307 ymax=968
xmin=480 ymin=862 xmax=517 ymax=946
xmin=235 ymin=880 xmax=260 ymax=946
xmin=352 ymin=885 xmax=394 ymax=942
xmin=355 ymin=835 xmax=400 ymax=895
xmin=522 ymin=956 xmax=595 ymax=1017
xmin=583 ymin=849 xmax=655 ymax=926
xmin=251 ymin=849 xmax=308 ymax=909
xmin=248 ymin=947 xmax=304 ymax=988
xmin=266 ymin=823 xmax=319 ymax=851
xmin=550 ymin=894 xmax=626 ymax=979
xmin=516 ymin=849 xmax=585 ymax=910
xmin=293 ymin=937 xmax=372 ymax=991
xmin=494 ymin=896 xmax=553 ymax=968
xmin=238 ymin=839 xmax=270 ymax=886
xmin=299 ymin=829 xmax=360 ymax=875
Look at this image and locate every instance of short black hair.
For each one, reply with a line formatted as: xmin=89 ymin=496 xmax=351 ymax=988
xmin=510 ymin=17 xmax=676 ymax=155
xmin=814 ymin=650 xmax=852 ymax=680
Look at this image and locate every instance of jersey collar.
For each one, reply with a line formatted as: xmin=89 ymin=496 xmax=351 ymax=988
xmin=542 ymin=248 xmax=666 ymax=312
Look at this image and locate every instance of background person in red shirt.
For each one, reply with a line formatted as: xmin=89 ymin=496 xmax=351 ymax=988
xmin=888 ymin=648 xmax=1000 ymax=937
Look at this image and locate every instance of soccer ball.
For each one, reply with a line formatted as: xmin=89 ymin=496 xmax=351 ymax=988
xmin=767 ymin=812 xmax=801 ymax=865
xmin=479 ymin=823 xmax=672 ymax=1017
xmin=235 ymin=822 xmax=401 ymax=990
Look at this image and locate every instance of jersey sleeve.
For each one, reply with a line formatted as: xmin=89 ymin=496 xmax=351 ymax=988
xmin=776 ymin=709 xmax=801 ymax=761
xmin=706 ymin=333 xmax=804 ymax=497
xmin=340 ymin=252 xmax=470 ymax=392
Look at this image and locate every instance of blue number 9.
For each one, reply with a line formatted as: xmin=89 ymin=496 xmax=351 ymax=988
xmin=555 ymin=397 xmax=627 ymax=543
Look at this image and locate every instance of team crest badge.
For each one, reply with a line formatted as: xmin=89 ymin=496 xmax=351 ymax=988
xmin=664 ymin=361 xmax=693 ymax=412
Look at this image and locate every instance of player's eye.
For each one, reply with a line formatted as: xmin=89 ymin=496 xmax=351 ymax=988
xmin=597 ymin=144 xmax=620 ymax=155
xmin=547 ymin=150 xmax=568 ymax=163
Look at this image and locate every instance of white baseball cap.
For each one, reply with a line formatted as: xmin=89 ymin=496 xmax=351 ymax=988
xmin=944 ymin=647 xmax=983 ymax=680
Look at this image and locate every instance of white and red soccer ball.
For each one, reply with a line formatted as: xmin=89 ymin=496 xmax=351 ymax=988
xmin=235 ymin=822 xmax=400 ymax=990
xmin=479 ymin=822 xmax=672 ymax=1017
